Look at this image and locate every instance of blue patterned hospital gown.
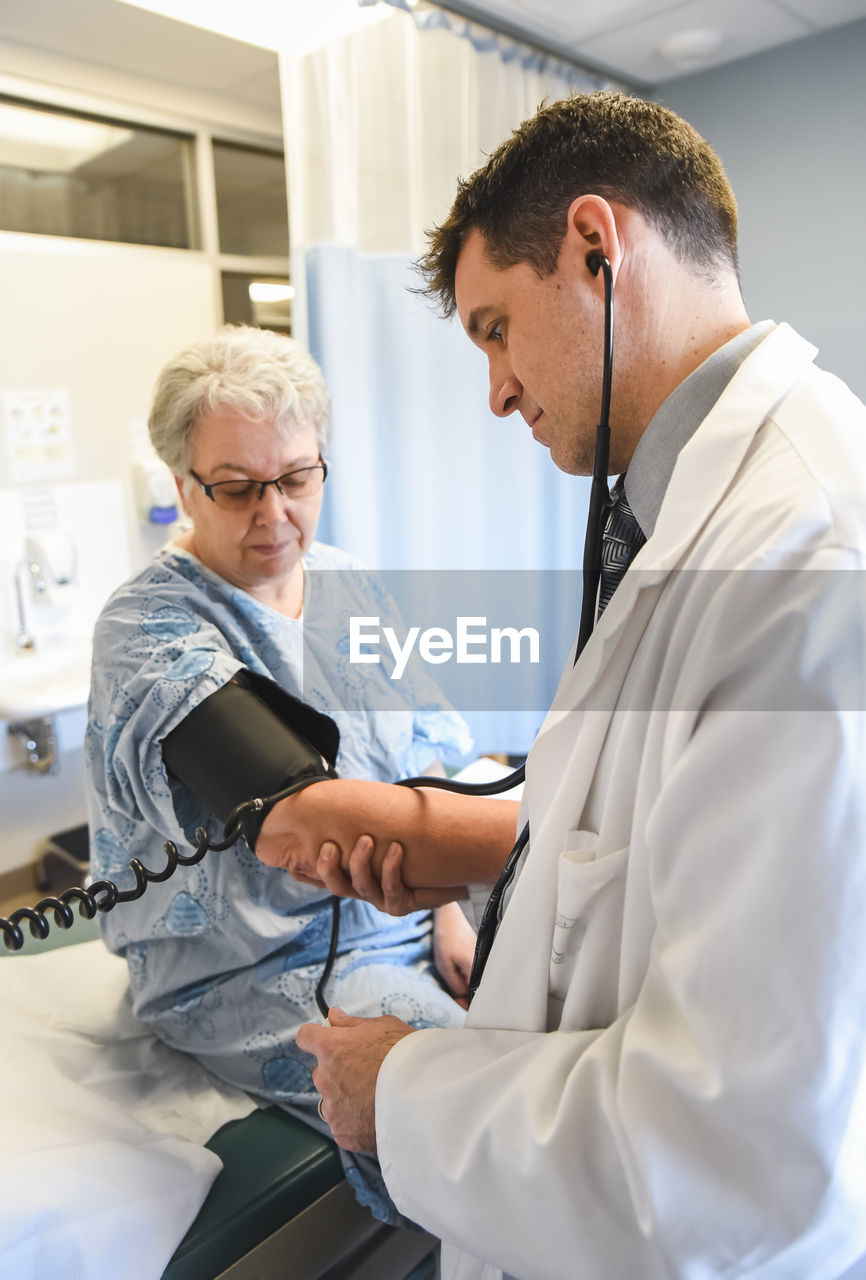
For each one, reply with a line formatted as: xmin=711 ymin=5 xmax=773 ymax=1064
xmin=84 ymin=541 xmax=473 ymax=1222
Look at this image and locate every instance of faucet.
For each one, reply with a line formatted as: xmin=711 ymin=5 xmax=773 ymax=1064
xmin=13 ymin=559 xmax=46 ymax=650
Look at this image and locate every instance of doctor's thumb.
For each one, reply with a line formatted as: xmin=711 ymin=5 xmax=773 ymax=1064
xmin=325 ymin=1006 xmax=362 ymax=1028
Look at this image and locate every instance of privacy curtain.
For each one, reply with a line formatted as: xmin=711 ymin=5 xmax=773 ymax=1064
xmin=281 ymin=6 xmax=607 ymax=752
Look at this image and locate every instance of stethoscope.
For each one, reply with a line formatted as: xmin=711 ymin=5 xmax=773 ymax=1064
xmin=397 ymin=251 xmax=616 ymax=1002
xmin=576 ymin=252 xmax=615 ymax=659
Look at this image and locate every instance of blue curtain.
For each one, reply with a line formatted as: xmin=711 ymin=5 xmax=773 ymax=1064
xmin=308 ymin=246 xmax=589 ymax=754
xmin=285 ymin=7 xmax=606 ymax=753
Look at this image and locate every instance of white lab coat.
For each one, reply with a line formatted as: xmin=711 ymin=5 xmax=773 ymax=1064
xmin=377 ymin=324 xmax=866 ymax=1280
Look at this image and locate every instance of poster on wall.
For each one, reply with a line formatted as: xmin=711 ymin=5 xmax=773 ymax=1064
xmin=2 ymin=389 xmax=76 ymax=483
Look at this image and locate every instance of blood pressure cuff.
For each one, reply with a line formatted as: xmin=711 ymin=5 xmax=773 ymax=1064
xmin=162 ymin=669 xmax=340 ymax=849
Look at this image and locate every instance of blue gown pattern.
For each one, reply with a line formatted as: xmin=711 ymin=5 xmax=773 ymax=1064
xmin=84 ymin=542 xmax=474 ymax=1223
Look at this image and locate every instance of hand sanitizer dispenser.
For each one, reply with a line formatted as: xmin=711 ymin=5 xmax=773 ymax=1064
xmin=133 ymin=457 xmax=178 ymax=525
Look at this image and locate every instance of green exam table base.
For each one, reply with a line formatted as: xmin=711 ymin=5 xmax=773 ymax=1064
xmin=164 ymin=1106 xmax=438 ymax=1280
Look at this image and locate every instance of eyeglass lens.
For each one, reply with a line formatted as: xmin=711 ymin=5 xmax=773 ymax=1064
xmin=209 ymin=465 xmax=325 ymax=509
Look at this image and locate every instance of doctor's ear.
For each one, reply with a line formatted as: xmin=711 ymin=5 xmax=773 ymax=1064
xmin=565 ymin=194 xmax=623 ymax=278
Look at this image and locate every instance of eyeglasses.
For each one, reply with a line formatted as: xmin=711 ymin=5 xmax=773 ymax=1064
xmin=190 ymin=459 xmax=328 ymax=511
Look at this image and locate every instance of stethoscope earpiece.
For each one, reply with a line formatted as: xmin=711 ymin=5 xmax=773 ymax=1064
xmin=575 ymin=251 xmax=615 ymax=661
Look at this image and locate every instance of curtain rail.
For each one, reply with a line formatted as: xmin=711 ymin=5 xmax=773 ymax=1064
xmin=373 ymin=0 xmax=633 ymax=87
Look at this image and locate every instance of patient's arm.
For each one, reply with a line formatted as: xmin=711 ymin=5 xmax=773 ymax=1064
xmin=255 ymin=779 xmax=518 ymax=904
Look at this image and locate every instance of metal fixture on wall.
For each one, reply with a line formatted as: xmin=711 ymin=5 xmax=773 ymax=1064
xmin=13 ymin=558 xmax=46 ymax=650
xmin=7 ymin=716 xmax=57 ymax=773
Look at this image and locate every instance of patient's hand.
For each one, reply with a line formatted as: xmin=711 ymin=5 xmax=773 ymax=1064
xmin=317 ymin=836 xmax=457 ymax=913
xmin=432 ymin=901 xmax=476 ymax=1008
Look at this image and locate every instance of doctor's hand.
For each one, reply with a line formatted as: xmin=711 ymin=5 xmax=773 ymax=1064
xmin=316 ymin=836 xmax=458 ymax=913
xmin=297 ymin=1007 xmax=415 ymax=1153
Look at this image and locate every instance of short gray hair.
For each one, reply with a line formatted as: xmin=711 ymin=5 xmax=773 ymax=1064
xmin=148 ymin=325 xmax=332 ymax=474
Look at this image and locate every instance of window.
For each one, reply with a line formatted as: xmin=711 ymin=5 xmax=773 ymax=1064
xmin=212 ymin=139 xmax=288 ymax=257
xmin=0 ymin=98 xmax=195 ymax=249
xmin=221 ymin=274 xmax=293 ymax=333
xmin=0 ymin=96 xmax=293 ymax=333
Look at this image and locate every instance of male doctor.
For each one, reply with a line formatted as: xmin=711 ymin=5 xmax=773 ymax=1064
xmin=260 ymin=92 xmax=866 ymax=1279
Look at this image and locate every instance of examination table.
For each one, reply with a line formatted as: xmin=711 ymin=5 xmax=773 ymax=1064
xmin=164 ymin=1106 xmax=436 ymax=1280
xmin=0 ymin=916 xmax=436 ymax=1280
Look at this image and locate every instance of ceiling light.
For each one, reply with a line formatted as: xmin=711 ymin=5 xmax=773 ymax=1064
xmin=657 ymin=28 xmax=724 ymax=68
xmin=115 ymin=0 xmax=392 ymax=55
xmin=249 ymin=282 xmax=295 ymax=302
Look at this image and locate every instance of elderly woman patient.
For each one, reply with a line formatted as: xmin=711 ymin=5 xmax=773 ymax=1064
xmin=84 ymin=325 xmax=474 ymax=1221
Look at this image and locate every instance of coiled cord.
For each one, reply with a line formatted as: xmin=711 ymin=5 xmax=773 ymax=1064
xmin=0 ymin=791 xmax=342 ymax=1015
xmin=0 ymin=786 xmax=272 ymax=951
xmin=0 ymin=826 xmax=214 ymax=953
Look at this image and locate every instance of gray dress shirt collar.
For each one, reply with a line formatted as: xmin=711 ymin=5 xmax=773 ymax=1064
xmin=624 ymin=320 xmax=776 ymax=538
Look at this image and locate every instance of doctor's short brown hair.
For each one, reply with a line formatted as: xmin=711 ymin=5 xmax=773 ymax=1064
xmin=418 ymin=91 xmax=740 ymax=317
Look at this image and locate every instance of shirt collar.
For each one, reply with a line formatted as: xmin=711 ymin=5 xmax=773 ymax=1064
xmin=624 ymin=320 xmax=776 ymax=538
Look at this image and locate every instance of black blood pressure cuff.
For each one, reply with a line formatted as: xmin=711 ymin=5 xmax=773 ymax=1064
xmin=162 ymin=669 xmax=340 ymax=849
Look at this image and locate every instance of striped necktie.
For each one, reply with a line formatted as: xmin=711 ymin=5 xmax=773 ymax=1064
xmin=596 ymin=476 xmax=646 ymax=620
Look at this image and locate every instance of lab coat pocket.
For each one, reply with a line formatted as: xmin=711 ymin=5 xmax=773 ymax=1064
xmin=548 ymin=831 xmax=629 ymax=1029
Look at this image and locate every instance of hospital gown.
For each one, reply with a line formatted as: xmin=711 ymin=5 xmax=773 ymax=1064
xmin=84 ymin=540 xmax=473 ymax=1221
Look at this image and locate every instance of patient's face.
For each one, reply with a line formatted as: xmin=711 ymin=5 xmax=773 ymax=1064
xmin=178 ymin=407 xmax=323 ymax=606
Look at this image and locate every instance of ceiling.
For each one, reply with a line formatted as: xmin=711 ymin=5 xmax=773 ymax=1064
xmin=0 ymin=0 xmax=864 ymax=116
xmin=448 ymin=0 xmax=866 ymax=85
xmin=0 ymin=0 xmax=282 ymax=120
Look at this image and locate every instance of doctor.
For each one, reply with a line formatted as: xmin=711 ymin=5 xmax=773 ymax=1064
xmin=262 ymin=92 xmax=866 ymax=1278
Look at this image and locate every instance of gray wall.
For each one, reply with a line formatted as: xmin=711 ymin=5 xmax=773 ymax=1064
xmin=658 ymin=18 xmax=866 ymax=400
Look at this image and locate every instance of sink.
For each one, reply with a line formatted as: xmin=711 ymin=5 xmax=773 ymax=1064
xmin=0 ymin=638 xmax=92 ymax=720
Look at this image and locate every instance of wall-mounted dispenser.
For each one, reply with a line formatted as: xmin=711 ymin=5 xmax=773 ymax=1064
xmin=132 ymin=456 xmax=178 ymax=526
